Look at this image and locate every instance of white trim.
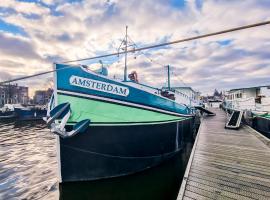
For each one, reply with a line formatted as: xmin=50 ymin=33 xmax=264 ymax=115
xmin=54 ymin=63 xmax=62 ymax=183
xmin=58 ymin=90 xmax=192 ymax=117
xmin=80 ymin=66 xmax=187 ymax=106
xmin=69 ymin=75 xmax=129 ymax=97
xmin=65 ymin=118 xmax=192 ymax=126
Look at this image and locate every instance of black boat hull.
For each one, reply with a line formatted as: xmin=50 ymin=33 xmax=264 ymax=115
xmin=252 ymin=116 xmax=270 ymax=138
xmin=14 ymin=108 xmax=47 ymax=121
xmin=58 ymin=117 xmax=195 ymax=182
xmin=0 ymin=111 xmax=16 ymax=119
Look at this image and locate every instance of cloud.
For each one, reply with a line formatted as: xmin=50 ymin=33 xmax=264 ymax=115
xmin=0 ymin=0 xmax=50 ymax=16
xmin=0 ymin=0 xmax=269 ymax=96
xmin=0 ymin=32 xmax=40 ymax=59
xmin=0 ymin=71 xmax=12 ymax=81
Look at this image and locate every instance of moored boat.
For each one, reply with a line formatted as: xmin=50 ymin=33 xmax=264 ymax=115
xmin=14 ymin=105 xmax=47 ymax=121
xmin=250 ymin=111 xmax=270 ymax=138
xmin=0 ymin=104 xmax=16 ymax=120
xmin=44 ymin=63 xmax=199 ymax=183
xmin=224 ymin=86 xmax=270 ymax=137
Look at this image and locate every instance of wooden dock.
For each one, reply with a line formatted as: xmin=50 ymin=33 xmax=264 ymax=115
xmin=177 ymin=108 xmax=270 ymax=200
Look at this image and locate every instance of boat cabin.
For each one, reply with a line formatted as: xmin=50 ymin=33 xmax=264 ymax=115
xmin=162 ymin=86 xmax=200 ymax=106
xmin=226 ymin=85 xmax=270 ymax=111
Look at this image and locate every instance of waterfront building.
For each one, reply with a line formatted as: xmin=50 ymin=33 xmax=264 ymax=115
xmin=33 ymin=88 xmax=53 ymax=105
xmin=0 ymin=84 xmax=29 ymax=106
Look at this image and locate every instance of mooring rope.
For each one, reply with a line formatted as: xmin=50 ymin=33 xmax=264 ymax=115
xmin=0 ymin=20 xmax=270 ymax=85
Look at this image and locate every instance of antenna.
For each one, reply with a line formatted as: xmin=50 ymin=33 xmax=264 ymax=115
xmin=118 ymin=25 xmax=136 ymax=81
xmin=167 ymin=65 xmax=171 ymax=90
xmin=124 ymin=25 xmax=128 ymax=81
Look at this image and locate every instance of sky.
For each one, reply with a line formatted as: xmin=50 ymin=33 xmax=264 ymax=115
xmin=0 ymin=0 xmax=270 ymax=96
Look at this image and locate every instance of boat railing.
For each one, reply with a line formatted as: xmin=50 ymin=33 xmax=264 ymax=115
xmin=227 ymin=97 xmax=256 ymax=110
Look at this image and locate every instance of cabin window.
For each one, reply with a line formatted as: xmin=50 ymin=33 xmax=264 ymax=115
xmin=236 ymin=93 xmax=242 ymax=98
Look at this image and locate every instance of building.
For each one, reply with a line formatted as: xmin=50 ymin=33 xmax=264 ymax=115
xmin=33 ymin=88 xmax=53 ymax=105
xmin=0 ymin=84 xmax=29 ymax=106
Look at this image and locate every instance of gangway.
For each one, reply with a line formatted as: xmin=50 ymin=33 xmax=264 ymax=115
xmin=195 ymin=106 xmax=216 ymax=116
xmin=225 ymin=110 xmax=243 ymax=129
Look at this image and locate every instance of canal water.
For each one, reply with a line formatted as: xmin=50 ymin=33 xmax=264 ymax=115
xmin=0 ymin=120 xmax=193 ymax=200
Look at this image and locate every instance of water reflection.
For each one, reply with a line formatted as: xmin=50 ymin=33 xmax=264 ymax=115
xmin=0 ymin=120 xmax=58 ymax=200
xmin=0 ymin=120 xmax=193 ymax=200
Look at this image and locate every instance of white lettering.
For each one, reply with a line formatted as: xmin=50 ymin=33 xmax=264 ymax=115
xmin=69 ymin=75 xmax=129 ymax=97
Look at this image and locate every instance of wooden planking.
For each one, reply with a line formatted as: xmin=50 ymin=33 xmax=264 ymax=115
xmin=177 ymin=108 xmax=270 ymax=200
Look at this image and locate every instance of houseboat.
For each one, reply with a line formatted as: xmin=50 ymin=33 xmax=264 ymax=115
xmin=224 ymin=85 xmax=270 ymax=137
xmin=43 ymin=63 xmax=200 ymax=183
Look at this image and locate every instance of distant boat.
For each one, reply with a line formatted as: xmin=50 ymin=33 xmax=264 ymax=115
xmin=44 ymin=63 xmax=199 ymax=183
xmin=14 ymin=105 xmax=47 ymax=121
xmin=224 ymin=86 xmax=270 ymax=137
xmin=0 ymin=104 xmax=47 ymax=121
xmin=0 ymin=104 xmax=16 ymax=119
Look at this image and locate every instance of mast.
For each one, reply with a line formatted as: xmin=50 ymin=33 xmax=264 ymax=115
xmin=167 ymin=65 xmax=171 ymax=90
xmin=124 ymin=25 xmax=128 ymax=81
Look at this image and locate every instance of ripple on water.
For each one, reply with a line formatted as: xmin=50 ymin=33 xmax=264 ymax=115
xmin=0 ymin=121 xmax=58 ymax=200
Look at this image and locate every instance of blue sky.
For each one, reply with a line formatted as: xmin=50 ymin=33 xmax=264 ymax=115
xmin=0 ymin=0 xmax=270 ymax=96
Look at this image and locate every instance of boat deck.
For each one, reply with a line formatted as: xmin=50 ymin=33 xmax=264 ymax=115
xmin=177 ymin=108 xmax=270 ymax=200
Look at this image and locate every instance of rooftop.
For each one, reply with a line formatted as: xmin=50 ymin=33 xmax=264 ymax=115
xmin=162 ymin=86 xmax=197 ymax=93
xmin=229 ymin=85 xmax=270 ymax=91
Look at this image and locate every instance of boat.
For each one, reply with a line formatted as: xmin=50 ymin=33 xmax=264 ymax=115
xmin=0 ymin=104 xmax=47 ymax=121
xmin=43 ymin=62 xmax=200 ymax=183
xmin=43 ymin=27 xmax=202 ymax=183
xmin=14 ymin=105 xmax=47 ymax=121
xmin=224 ymin=86 xmax=270 ymax=137
xmin=0 ymin=104 xmax=16 ymax=119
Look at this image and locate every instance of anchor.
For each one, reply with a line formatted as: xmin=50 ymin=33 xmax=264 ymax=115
xmin=43 ymin=94 xmax=90 ymax=138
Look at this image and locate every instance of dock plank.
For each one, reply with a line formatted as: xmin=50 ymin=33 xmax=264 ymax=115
xmin=177 ymin=108 xmax=270 ymax=200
